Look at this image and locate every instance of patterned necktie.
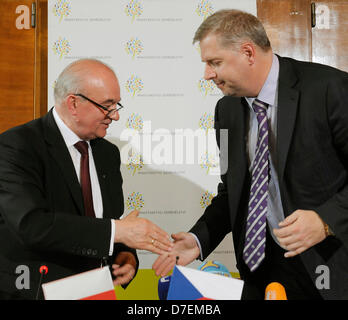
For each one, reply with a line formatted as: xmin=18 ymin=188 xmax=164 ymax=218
xmin=243 ymin=99 xmax=269 ymax=272
xmin=74 ymin=141 xmax=95 ymax=218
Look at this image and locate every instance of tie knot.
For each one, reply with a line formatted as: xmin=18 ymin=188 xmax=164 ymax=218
xmin=74 ymin=141 xmax=89 ymax=155
xmin=252 ymin=99 xmax=268 ymax=115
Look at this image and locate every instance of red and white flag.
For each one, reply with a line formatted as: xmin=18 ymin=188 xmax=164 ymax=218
xmin=42 ymin=266 xmax=116 ymax=300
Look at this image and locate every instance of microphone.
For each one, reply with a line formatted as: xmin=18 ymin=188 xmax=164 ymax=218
xmin=265 ymin=282 xmax=287 ymax=300
xmin=36 ymin=265 xmax=48 ymax=300
xmin=158 ymin=275 xmax=171 ymax=300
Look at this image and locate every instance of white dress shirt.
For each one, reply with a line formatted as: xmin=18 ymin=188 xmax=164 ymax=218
xmin=53 ymin=107 xmax=115 ymax=256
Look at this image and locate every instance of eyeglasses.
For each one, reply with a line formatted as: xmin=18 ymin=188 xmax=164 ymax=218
xmin=74 ymin=93 xmax=124 ymax=118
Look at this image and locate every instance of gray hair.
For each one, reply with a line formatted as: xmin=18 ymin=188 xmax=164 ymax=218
xmin=54 ymin=59 xmax=116 ymax=104
xmin=193 ymin=9 xmax=271 ymax=52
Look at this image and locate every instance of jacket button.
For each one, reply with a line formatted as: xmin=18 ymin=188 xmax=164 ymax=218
xmin=87 ymin=249 xmax=92 ymax=255
xmin=82 ymin=248 xmax=87 ymax=255
xmin=92 ymin=250 xmax=98 ymax=256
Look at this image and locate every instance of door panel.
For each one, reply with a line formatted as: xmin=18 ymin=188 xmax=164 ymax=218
xmin=34 ymin=0 xmax=48 ymax=119
xmin=0 ymin=0 xmax=35 ymax=133
xmin=257 ymin=0 xmax=312 ymax=62
xmin=257 ymin=0 xmax=348 ymax=73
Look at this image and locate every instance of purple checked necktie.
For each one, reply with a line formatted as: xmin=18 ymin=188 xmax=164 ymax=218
xmin=243 ymin=99 xmax=269 ymax=272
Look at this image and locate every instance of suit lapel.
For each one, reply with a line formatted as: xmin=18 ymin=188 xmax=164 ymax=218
xmin=223 ymin=98 xmax=248 ymax=227
xmin=42 ymin=110 xmax=85 ymax=216
xmin=229 ymin=99 xmax=248 ymax=177
xmin=276 ymin=56 xmax=300 ymax=183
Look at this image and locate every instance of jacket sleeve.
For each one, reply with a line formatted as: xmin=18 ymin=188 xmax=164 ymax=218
xmin=315 ymin=72 xmax=348 ymax=249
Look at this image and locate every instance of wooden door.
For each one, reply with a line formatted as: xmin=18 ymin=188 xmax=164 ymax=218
xmin=0 ymin=0 xmax=47 ymax=134
xmin=257 ymin=0 xmax=312 ymax=61
xmin=257 ymin=0 xmax=348 ymax=72
xmin=0 ymin=0 xmax=35 ymax=133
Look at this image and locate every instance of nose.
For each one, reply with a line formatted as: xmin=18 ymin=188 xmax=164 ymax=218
xmin=112 ymin=111 xmax=120 ymax=121
xmin=204 ymin=64 xmax=216 ymax=80
xmin=107 ymin=110 xmax=120 ymax=121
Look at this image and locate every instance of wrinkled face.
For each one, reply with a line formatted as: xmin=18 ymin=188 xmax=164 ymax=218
xmin=200 ymin=34 xmax=253 ymax=97
xmin=71 ymin=68 xmax=121 ymax=140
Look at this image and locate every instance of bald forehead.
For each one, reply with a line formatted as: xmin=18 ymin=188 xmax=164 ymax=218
xmin=67 ymin=59 xmax=117 ymax=79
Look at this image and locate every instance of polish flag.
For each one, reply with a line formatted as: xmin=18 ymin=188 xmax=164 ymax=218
xmin=42 ymin=266 xmax=116 ymax=300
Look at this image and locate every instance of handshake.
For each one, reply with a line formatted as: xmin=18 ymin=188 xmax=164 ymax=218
xmin=114 ymin=210 xmax=200 ymax=276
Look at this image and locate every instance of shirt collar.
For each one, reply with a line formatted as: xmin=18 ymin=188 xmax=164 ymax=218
xmin=52 ymin=107 xmax=86 ymax=148
xmin=245 ymin=54 xmax=279 ymax=107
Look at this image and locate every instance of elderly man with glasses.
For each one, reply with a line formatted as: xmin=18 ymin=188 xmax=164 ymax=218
xmin=0 ymin=59 xmax=173 ymax=299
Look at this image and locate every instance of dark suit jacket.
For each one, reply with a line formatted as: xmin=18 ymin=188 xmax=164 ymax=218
xmin=0 ymin=109 xmax=138 ymax=299
xmin=190 ymin=56 xmax=348 ymax=299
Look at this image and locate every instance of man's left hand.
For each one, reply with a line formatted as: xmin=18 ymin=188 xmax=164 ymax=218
xmin=273 ymin=209 xmax=326 ymax=258
xmin=112 ymin=251 xmax=137 ymax=286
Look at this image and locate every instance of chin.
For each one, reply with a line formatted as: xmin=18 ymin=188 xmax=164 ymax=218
xmin=221 ymin=89 xmax=236 ymax=97
xmin=96 ymin=129 xmax=108 ymax=138
xmin=218 ymin=85 xmax=234 ymax=97
xmin=223 ymin=88 xmax=244 ymax=97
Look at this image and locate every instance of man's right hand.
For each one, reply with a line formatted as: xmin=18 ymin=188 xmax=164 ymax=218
xmin=152 ymin=232 xmax=200 ymax=277
xmin=114 ymin=210 xmax=173 ymax=255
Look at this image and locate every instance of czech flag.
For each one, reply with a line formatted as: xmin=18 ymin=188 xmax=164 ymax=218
xmin=167 ymin=265 xmax=244 ymax=300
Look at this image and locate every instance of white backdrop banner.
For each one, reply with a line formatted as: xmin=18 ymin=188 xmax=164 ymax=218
xmin=48 ymin=0 xmax=257 ymax=272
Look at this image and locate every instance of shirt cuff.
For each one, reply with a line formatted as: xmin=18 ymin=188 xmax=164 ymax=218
xmin=189 ymin=232 xmax=203 ymax=261
xmin=109 ymin=219 xmax=115 ymax=256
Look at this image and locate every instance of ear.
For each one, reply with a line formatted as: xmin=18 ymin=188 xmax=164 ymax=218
xmin=65 ymin=94 xmax=78 ymax=116
xmin=240 ymin=42 xmax=256 ymax=65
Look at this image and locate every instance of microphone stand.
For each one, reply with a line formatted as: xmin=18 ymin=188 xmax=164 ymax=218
xmin=36 ymin=265 xmax=48 ymax=300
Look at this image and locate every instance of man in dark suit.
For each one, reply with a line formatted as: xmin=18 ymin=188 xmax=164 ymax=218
xmin=0 ymin=59 xmax=173 ymax=299
xmin=153 ymin=9 xmax=348 ymax=299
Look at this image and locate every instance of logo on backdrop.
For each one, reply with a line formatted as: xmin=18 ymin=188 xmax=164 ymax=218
xmin=198 ymin=112 xmax=214 ymax=132
xmin=126 ymin=150 xmax=144 ymax=175
xmin=125 ymin=37 xmax=144 ymax=59
xmin=52 ymin=36 xmax=71 ymax=60
xmin=198 ymin=78 xmax=217 ymax=96
xmin=200 ymin=191 xmax=215 ymax=209
xmin=52 ymin=0 xmax=72 ymax=22
xmin=125 ymin=0 xmax=143 ymax=22
xmin=126 ymin=192 xmax=145 ymax=211
xmin=126 ymin=113 xmax=144 ymax=132
xmin=125 ymin=75 xmax=144 ymax=97
xmin=196 ymin=0 xmax=214 ymax=20
xmin=200 ymin=152 xmax=219 ymax=174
